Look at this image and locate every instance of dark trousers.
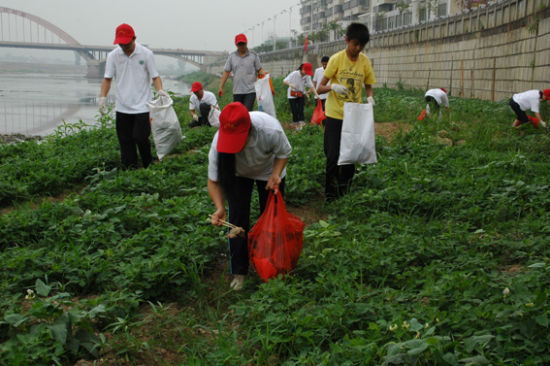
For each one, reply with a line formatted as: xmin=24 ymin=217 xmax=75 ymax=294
xmin=115 ymin=112 xmax=152 ymax=169
xmin=289 ymin=97 xmax=305 ymax=123
xmin=319 ymin=99 xmax=327 ymax=126
xmin=233 ymin=93 xmax=256 ymax=111
xmin=324 ymin=117 xmax=355 ymax=201
xmin=509 ymin=98 xmax=528 ymax=124
xmin=226 ymin=176 xmax=286 ymax=275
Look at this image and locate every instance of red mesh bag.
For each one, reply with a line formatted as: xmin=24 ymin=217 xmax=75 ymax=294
xmin=248 ymin=191 xmax=305 ymax=282
xmin=311 ymin=99 xmax=327 ymax=125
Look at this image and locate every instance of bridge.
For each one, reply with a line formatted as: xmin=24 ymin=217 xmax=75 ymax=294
xmin=0 ymin=6 xmax=226 ymax=77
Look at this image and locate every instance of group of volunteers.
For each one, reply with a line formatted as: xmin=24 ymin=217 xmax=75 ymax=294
xmin=98 ymin=22 xmax=549 ymax=290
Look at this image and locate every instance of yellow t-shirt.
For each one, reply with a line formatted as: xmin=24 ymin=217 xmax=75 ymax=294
xmin=324 ymin=49 xmax=376 ymax=120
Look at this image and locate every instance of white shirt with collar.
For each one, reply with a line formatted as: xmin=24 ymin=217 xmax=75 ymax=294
xmin=425 ymin=89 xmax=449 ymax=107
xmin=283 ymin=70 xmax=314 ymax=99
xmin=208 ymin=111 xmax=292 ymax=182
xmin=104 ymin=42 xmax=159 ymax=114
xmin=189 ymin=91 xmax=218 ymax=116
xmin=313 ymin=66 xmax=329 ymax=100
xmin=513 ymin=90 xmax=541 ymax=113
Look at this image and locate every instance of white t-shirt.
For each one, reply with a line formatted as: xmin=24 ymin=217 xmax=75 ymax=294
xmin=189 ymin=91 xmax=218 ymax=116
xmin=425 ymin=89 xmax=449 ymax=107
xmin=313 ymin=66 xmax=329 ymax=100
xmin=283 ymin=70 xmax=314 ymax=99
xmin=208 ymin=111 xmax=292 ymax=182
xmin=513 ymin=90 xmax=541 ymax=113
xmin=104 ymin=42 xmax=159 ymax=114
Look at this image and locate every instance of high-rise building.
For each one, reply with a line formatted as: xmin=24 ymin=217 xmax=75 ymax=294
xmin=299 ymin=0 xmax=484 ymax=38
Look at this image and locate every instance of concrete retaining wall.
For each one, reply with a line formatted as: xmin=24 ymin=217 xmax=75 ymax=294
xmin=206 ymin=0 xmax=550 ymax=101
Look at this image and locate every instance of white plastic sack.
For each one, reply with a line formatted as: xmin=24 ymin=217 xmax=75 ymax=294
xmin=147 ymin=95 xmax=183 ymax=161
xmin=338 ymin=102 xmax=377 ymax=165
xmin=208 ymin=107 xmax=221 ymax=128
xmin=255 ymin=74 xmax=276 ymax=118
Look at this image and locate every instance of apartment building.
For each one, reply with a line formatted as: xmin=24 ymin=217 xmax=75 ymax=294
xmin=300 ymin=0 xmax=477 ymax=36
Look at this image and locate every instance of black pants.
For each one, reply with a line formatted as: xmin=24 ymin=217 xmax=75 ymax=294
xmin=319 ymin=99 xmax=326 ymax=126
xmin=509 ymin=98 xmax=528 ymax=124
xmin=289 ymin=97 xmax=305 ymax=123
xmin=233 ymin=93 xmax=256 ymax=111
xmin=226 ymin=176 xmax=286 ymax=275
xmin=115 ymin=111 xmax=152 ymax=169
xmin=324 ymin=117 xmax=355 ymax=201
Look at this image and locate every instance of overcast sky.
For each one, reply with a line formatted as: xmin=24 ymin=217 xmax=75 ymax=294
xmin=0 ymin=0 xmax=302 ymax=51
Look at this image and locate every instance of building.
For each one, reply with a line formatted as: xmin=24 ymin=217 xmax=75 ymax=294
xmin=300 ymin=0 xmax=486 ymax=37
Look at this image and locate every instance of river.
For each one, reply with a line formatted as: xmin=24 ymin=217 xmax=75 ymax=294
xmin=0 ymin=63 xmax=190 ymax=137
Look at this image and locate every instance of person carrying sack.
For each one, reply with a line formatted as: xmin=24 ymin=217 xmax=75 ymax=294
xmin=99 ymin=23 xmax=167 ymax=169
xmin=207 ymin=102 xmax=292 ymax=290
xmin=316 ymin=23 xmax=376 ymax=202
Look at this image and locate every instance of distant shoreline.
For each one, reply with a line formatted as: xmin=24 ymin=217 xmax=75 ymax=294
xmin=0 ymin=61 xmax=87 ymax=74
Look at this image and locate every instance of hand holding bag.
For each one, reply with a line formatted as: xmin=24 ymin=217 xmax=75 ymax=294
xmin=248 ymin=191 xmax=305 ymax=282
xmin=255 ymin=74 xmax=277 ymax=118
xmin=338 ymin=102 xmax=377 ymax=165
xmin=310 ymin=99 xmax=326 ymax=125
xmin=147 ymin=95 xmax=183 ymax=161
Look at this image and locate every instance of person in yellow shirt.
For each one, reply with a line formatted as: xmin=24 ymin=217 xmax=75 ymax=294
xmin=316 ymin=23 xmax=376 ymax=201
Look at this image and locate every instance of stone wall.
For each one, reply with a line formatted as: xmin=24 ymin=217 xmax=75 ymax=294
xmin=206 ymin=0 xmax=550 ymax=101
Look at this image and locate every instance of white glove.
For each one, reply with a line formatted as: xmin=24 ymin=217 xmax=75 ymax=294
xmin=540 ymin=120 xmax=547 ymax=128
xmin=192 ymin=114 xmax=199 ymax=122
xmin=367 ymin=96 xmax=375 ymax=106
xmin=426 ymin=104 xmax=431 ymax=116
xmin=158 ymin=89 xmax=170 ymax=98
xmin=330 ymin=84 xmax=348 ymax=95
xmin=98 ymin=97 xmax=107 ymax=115
xmin=288 ymin=83 xmax=297 ymax=90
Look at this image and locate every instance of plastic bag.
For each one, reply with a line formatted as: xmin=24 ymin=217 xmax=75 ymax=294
xmin=338 ymin=102 xmax=377 ymax=165
xmin=248 ymin=191 xmax=305 ymax=282
xmin=255 ymin=74 xmax=276 ymax=118
xmin=147 ymin=95 xmax=183 ymax=160
xmin=417 ymin=108 xmax=427 ymax=121
xmin=311 ymin=99 xmax=326 ymax=125
xmin=528 ymin=115 xmax=539 ymax=128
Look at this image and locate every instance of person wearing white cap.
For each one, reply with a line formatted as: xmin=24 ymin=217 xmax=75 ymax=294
xmin=188 ymin=81 xmax=218 ymax=128
xmin=99 ymin=23 xmax=167 ymax=169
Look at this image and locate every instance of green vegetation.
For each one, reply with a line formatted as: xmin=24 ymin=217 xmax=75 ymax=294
xmin=1 ymin=84 xmax=550 ymax=365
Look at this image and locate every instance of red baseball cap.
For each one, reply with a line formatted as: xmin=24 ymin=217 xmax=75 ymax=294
xmin=440 ymin=88 xmax=448 ymax=93
xmin=235 ymin=33 xmax=248 ymax=45
xmin=190 ymin=81 xmax=203 ymax=92
xmin=217 ymin=102 xmax=251 ymax=154
xmin=114 ymin=23 xmax=135 ymax=45
xmin=543 ymin=89 xmax=550 ymax=99
xmin=302 ymin=62 xmax=313 ymax=76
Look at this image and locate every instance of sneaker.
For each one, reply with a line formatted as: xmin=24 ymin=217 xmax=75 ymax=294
xmin=188 ymin=120 xmax=201 ymax=128
xmin=230 ymin=274 xmax=246 ymax=290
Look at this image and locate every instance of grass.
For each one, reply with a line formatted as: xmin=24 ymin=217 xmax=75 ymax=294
xmin=1 ymin=82 xmax=550 ymax=365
